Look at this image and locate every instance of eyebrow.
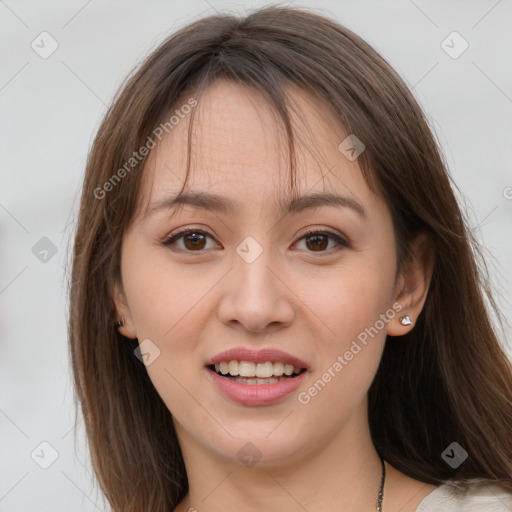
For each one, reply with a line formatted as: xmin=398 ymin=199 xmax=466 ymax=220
xmin=144 ymin=191 xmax=367 ymax=220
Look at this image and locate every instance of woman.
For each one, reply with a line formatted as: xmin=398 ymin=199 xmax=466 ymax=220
xmin=68 ymin=5 xmax=512 ymax=511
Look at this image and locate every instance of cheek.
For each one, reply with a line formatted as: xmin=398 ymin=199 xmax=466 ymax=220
xmin=296 ymin=273 xmax=392 ymax=419
xmin=303 ymin=254 xmax=396 ymax=350
xmin=120 ymin=244 xmax=219 ymax=413
xmin=295 ymin=253 xmax=395 ymax=408
xmin=121 ymin=243 xmax=218 ymax=341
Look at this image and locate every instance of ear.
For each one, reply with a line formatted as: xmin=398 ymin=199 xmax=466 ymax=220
xmin=113 ymin=281 xmax=137 ymax=339
xmin=387 ymin=231 xmax=434 ymax=336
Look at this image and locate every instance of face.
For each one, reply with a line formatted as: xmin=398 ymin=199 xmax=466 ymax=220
xmin=115 ymin=79 xmax=412 ymax=468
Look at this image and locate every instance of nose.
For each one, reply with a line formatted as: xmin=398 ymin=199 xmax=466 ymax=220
xmin=217 ymin=242 xmax=295 ymax=335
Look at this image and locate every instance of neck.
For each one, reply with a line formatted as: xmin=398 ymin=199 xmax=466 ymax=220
xmin=174 ymin=406 xmax=386 ymax=512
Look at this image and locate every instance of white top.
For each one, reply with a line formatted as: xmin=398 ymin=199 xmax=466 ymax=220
xmin=415 ymin=480 xmax=512 ymax=511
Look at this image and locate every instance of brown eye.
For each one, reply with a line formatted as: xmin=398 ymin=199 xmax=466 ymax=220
xmin=163 ymin=228 xmax=348 ymax=254
xmin=305 ymin=233 xmax=329 ymax=251
xmin=183 ymin=232 xmax=207 ymax=250
xmin=163 ymin=230 xmax=217 ymax=251
xmin=296 ymin=230 xmax=348 ymax=253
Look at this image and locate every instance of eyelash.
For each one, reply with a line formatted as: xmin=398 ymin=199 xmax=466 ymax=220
xmin=162 ymin=228 xmax=348 ymax=254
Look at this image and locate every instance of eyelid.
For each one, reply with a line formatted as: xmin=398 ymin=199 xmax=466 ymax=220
xmin=162 ymin=227 xmax=220 ymax=251
xmin=298 ymin=229 xmax=348 ymax=250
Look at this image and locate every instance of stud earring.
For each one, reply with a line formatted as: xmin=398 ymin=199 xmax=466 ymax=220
xmin=400 ymin=315 xmax=413 ymax=326
xmin=116 ymin=318 xmax=124 ymax=328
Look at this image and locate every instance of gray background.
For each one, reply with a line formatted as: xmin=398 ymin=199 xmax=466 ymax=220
xmin=1 ymin=1 xmax=511 ymax=510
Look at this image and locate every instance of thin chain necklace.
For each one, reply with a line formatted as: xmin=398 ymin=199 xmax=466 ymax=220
xmin=376 ymin=456 xmax=386 ymax=511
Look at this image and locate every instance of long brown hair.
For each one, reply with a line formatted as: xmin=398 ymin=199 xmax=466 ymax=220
xmin=67 ymin=5 xmax=512 ymax=511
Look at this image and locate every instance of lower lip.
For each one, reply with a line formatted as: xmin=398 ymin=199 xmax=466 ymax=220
xmin=205 ymin=367 xmax=308 ymax=406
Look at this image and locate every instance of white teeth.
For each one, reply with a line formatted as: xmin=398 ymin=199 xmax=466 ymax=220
xmin=228 ymin=360 xmax=238 ymax=375
xmin=273 ymin=362 xmax=284 ymax=376
xmin=256 ymin=362 xmax=273 ymax=378
xmin=239 ymin=361 xmax=255 ymax=377
xmin=212 ymin=360 xmax=303 ymax=378
xmin=283 ymin=364 xmax=294 ymax=376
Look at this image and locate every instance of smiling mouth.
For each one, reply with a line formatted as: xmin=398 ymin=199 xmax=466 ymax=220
xmin=207 ymin=361 xmax=307 ymax=385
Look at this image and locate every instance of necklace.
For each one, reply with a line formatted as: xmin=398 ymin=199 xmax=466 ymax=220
xmin=377 ymin=456 xmax=386 ymax=511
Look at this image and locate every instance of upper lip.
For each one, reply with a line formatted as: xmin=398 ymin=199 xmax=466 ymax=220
xmin=205 ymin=347 xmax=309 ymax=370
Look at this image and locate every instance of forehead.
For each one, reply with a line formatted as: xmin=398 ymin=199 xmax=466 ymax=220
xmin=138 ymin=79 xmax=378 ymax=218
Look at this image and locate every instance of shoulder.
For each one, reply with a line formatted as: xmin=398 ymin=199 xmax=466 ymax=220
xmin=415 ymin=479 xmax=512 ymax=511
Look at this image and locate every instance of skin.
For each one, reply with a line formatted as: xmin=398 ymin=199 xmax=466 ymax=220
xmin=114 ymin=79 xmax=436 ymax=511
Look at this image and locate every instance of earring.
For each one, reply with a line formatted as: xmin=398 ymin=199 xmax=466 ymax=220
xmin=116 ymin=318 xmax=124 ymax=328
xmin=400 ymin=315 xmax=413 ymax=326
